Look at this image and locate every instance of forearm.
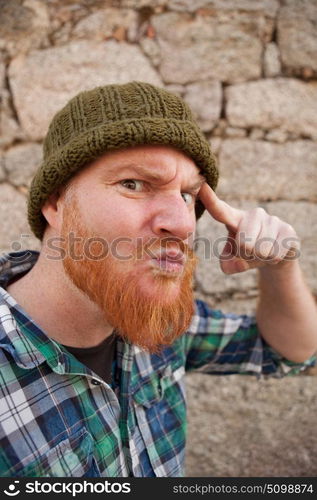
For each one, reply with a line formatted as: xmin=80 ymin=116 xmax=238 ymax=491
xmin=256 ymin=259 xmax=317 ymax=362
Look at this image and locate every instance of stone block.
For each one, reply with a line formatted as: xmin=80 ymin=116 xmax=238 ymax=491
xmin=209 ymin=137 xmax=222 ymax=155
xmin=184 ymin=81 xmax=222 ymax=132
xmin=263 ymin=42 xmax=281 ymax=77
xmin=249 ymin=128 xmax=265 ymax=140
xmin=8 ymin=40 xmax=163 ymax=140
xmin=0 ymin=60 xmax=4 ymax=87
xmin=3 ymin=143 xmax=42 ymax=188
xmin=151 ymin=11 xmax=268 ymax=84
xmin=224 ymin=127 xmax=247 ymax=138
xmin=186 ymin=373 xmax=317 ymax=476
xmin=277 ymin=0 xmax=317 ymax=76
xmin=226 ymin=79 xmax=317 ymax=140
xmin=0 ymin=183 xmax=40 ymax=254
xmin=217 ymin=139 xmax=317 ymax=201
xmin=0 ymin=57 xmax=24 ymax=148
xmin=72 ymin=8 xmax=139 ymax=42
xmin=169 ymin=0 xmax=279 ymax=16
xmin=0 ymin=87 xmax=25 ymax=148
xmin=0 ymin=154 xmax=6 ymax=183
xmin=265 ymin=129 xmax=288 ymax=143
xmin=120 ymin=0 xmax=166 ymax=7
xmin=140 ymin=37 xmax=162 ymax=66
xmin=0 ymin=0 xmax=50 ymax=56
xmin=212 ymin=119 xmax=227 ymax=137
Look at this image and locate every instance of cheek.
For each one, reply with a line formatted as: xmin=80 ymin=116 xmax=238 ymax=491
xmin=84 ymin=196 xmax=147 ymax=254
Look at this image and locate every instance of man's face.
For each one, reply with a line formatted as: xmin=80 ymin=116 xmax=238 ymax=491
xmin=59 ymin=145 xmax=204 ymax=351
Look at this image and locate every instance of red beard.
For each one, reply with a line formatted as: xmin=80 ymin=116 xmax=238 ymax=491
xmin=61 ymin=196 xmax=198 ymax=353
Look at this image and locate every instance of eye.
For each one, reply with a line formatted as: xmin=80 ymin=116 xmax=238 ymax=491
xmin=181 ymin=192 xmax=195 ymax=205
xmin=120 ymin=179 xmax=144 ymax=191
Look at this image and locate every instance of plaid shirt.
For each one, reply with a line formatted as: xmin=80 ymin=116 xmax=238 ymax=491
xmin=0 ymin=251 xmax=315 ymax=477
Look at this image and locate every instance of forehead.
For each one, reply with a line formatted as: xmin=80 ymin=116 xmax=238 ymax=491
xmin=76 ymin=145 xmax=203 ymax=184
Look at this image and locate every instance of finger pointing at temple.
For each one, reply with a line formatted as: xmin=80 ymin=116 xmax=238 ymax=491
xmin=198 ymin=183 xmax=244 ymax=233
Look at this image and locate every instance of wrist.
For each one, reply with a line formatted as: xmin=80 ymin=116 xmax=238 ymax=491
xmin=258 ymin=258 xmax=301 ymax=281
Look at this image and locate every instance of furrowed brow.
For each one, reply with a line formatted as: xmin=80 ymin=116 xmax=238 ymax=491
xmin=187 ymin=178 xmax=205 ymax=191
xmin=107 ymin=164 xmax=165 ymax=182
xmin=106 ymin=163 xmax=205 ymax=189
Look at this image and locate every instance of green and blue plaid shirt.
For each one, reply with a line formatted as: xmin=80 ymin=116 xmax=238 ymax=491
xmin=0 ymin=251 xmax=315 ymax=477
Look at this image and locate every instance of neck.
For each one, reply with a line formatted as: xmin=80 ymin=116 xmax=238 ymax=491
xmin=7 ymin=246 xmax=114 ymax=348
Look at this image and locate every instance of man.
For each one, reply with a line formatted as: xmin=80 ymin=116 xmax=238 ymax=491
xmin=0 ymin=81 xmax=316 ymax=477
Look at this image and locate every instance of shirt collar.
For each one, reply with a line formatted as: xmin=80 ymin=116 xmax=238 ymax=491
xmin=0 ymin=250 xmax=39 ymax=288
xmin=0 ymin=250 xmax=65 ymax=371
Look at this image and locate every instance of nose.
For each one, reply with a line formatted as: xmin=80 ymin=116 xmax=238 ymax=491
xmin=150 ymin=193 xmax=196 ymax=242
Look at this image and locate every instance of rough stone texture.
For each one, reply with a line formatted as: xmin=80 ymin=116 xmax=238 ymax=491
xmin=217 ymin=139 xmax=317 ymax=201
xmin=263 ymin=42 xmax=281 ymax=77
xmin=195 ymin=204 xmax=259 ymax=296
xmin=0 ymin=88 xmax=25 ymax=148
xmin=194 ymin=292 xmax=259 ymax=317
xmin=184 ymin=81 xmax=222 ymax=132
xmin=72 ymin=8 xmax=139 ymax=42
xmin=151 ymin=11 xmax=268 ymax=84
xmin=0 ymin=0 xmax=50 ymax=56
xmin=277 ymin=0 xmax=317 ymax=77
xmin=0 ymin=59 xmax=4 ymax=86
xmin=201 ymin=295 xmax=259 ymax=317
xmin=209 ymin=137 xmax=222 ymax=155
xmin=261 ymin=201 xmax=317 ymax=295
xmin=224 ymin=127 xmax=247 ymax=138
xmin=120 ymin=0 xmax=166 ymax=8
xmin=249 ymin=128 xmax=265 ymax=140
xmin=3 ymin=143 xmax=42 ymax=188
xmin=265 ymin=129 xmax=289 ymax=143
xmin=8 ymin=40 xmax=163 ymax=140
xmin=0 ymin=183 xmax=40 ymax=254
xmin=169 ymin=0 xmax=279 ymax=15
xmin=185 ymin=373 xmax=317 ymax=476
xmin=0 ymin=60 xmax=24 ymax=148
xmin=212 ymin=118 xmax=227 ymax=137
xmin=0 ymin=154 xmax=6 ymax=183
xmin=226 ymin=79 xmax=317 ymax=140
xmin=139 ymin=37 xmax=161 ymax=66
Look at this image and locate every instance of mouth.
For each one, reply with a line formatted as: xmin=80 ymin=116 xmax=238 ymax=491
xmin=150 ymin=249 xmax=185 ymax=275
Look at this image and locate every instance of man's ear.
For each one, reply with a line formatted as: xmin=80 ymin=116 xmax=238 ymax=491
xmin=41 ymin=190 xmax=64 ymax=232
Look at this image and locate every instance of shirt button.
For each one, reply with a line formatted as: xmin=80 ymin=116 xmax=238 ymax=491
xmin=91 ymin=379 xmax=101 ymax=386
xmin=56 ymin=362 xmax=64 ymax=373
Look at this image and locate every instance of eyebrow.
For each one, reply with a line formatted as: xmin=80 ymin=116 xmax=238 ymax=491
xmin=188 ymin=178 xmax=205 ymax=191
xmin=106 ymin=163 xmax=205 ymax=191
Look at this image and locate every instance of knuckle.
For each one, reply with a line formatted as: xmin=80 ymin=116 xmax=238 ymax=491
xmin=271 ymin=253 xmax=283 ymax=263
xmin=256 ymin=207 xmax=267 ymax=216
xmin=240 ymin=240 xmax=255 ymax=253
xmin=285 ymin=223 xmax=296 ymax=235
xmin=248 ymin=207 xmax=264 ymax=218
xmin=270 ymin=215 xmax=280 ymax=224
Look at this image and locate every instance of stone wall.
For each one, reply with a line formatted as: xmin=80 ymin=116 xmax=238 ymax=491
xmin=0 ymin=0 xmax=316 ymax=477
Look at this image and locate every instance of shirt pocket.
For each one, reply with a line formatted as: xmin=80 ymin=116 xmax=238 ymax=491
xmin=132 ymin=363 xmax=186 ymax=408
xmin=13 ymin=428 xmax=100 ymax=477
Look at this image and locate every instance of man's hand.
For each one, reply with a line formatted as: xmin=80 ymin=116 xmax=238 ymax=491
xmin=198 ymin=183 xmax=301 ymax=275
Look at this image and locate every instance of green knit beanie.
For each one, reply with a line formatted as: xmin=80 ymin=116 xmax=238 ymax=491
xmin=28 ymin=81 xmax=219 ymax=240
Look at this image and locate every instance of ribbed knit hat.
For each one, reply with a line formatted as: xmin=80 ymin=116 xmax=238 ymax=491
xmin=28 ymin=81 xmax=218 ymax=240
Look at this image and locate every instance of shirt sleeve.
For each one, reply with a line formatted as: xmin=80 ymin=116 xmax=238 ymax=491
xmin=183 ymin=299 xmax=316 ymax=378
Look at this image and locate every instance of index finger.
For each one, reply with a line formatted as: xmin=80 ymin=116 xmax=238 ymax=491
xmin=198 ymin=183 xmax=243 ymax=231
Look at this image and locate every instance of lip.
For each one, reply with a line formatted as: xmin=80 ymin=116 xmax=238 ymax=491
xmin=150 ymin=249 xmax=185 ymax=274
